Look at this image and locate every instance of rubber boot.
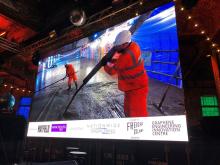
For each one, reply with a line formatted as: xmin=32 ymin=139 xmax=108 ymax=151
xmin=75 ymin=81 xmax=78 ymax=89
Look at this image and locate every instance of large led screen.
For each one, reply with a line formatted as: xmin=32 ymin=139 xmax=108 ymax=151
xmin=28 ymin=2 xmax=188 ymax=141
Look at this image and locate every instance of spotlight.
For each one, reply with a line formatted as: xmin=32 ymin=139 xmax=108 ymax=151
xmin=49 ymin=30 xmax=57 ymax=38
xmin=212 ymin=43 xmax=216 ymax=47
xmin=0 ymin=31 xmax=6 ymax=37
xmin=70 ymin=8 xmax=86 ymax=26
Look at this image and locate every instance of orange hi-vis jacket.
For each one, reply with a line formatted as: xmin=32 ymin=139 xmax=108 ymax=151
xmin=104 ymin=42 xmax=148 ymax=92
xmin=66 ymin=64 xmax=77 ymax=81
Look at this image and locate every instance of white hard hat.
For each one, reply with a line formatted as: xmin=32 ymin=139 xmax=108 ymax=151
xmin=114 ymin=30 xmax=131 ymax=46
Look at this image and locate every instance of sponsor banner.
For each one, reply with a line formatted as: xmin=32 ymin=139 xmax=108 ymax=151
xmin=38 ymin=125 xmax=50 ymax=133
xmin=51 ymin=124 xmax=67 ymax=132
xmin=27 ymin=115 xmax=188 ymax=141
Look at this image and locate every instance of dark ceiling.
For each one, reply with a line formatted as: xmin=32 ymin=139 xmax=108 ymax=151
xmin=0 ymin=0 xmax=135 ymax=89
xmin=0 ymin=0 xmax=121 ymax=48
xmin=33 ymin=0 xmax=113 ymax=37
xmin=0 ymin=0 xmax=219 ymax=91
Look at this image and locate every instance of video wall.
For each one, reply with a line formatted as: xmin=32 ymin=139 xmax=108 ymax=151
xmin=28 ymin=2 xmax=188 ymax=141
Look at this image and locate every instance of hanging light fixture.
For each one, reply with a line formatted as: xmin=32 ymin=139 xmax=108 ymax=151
xmin=0 ymin=31 xmax=6 ymax=37
xmin=70 ymin=8 xmax=86 ymax=26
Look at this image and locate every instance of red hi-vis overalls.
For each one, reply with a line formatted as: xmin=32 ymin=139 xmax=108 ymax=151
xmin=104 ymin=42 xmax=148 ymax=117
xmin=66 ymin=64 xmax=77 ymax=86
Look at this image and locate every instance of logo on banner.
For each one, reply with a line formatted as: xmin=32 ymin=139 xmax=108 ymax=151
xmin=88 ymin=123 xmax=119 ymax=135
xmin=152 ymin=120 xmax=181 ymax=136
xmin=38 ymin=125 xmax=50 ymax=133
xmin=91 ymin=128 xmax=116 ymax=134
xmin=127 ymin=121 xmax=144 ymax=135
xmin=51 ymin=124 xmax=67 ymax=132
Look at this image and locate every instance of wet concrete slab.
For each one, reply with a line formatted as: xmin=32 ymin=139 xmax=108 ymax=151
xmin=30 ymin=58 xmax=185 ymax=121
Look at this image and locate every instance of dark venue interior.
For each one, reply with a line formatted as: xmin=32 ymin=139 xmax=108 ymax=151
xmin=0 ymin=0 xmax=220 ymax=164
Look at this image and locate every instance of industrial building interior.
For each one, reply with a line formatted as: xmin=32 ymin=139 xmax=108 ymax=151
xmin=0 ymin=0 xmax=220 ymax=164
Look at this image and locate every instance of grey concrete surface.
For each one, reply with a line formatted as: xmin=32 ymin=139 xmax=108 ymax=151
xmin=30 ymin=58 xmax=185 ymax=121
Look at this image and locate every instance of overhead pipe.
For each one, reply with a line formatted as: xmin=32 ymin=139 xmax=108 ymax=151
xmin=0 ymin=42 xmax=21 ymax=53
xmin=0 ymin=37 xmax=19 ymax=47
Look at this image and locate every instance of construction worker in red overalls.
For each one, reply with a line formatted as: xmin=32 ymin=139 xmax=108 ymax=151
xmin=104 ymin=30 xmax=149 ymax=117
xmin=65 ymin=64 xmax=78 ymax=90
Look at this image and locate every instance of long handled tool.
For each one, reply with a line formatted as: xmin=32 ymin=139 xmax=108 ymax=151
xmin=63 ymin=47 xmax=117 ymax=115
xmin=35 ymin=71 xmax=79 ymax=93
xmin=153 ymin=61 xmax=181 ymax=115
xmin=62 ymin=12 xmax=152 ymax=115
xmin=34 ymin=77 xmax=65 ymax=93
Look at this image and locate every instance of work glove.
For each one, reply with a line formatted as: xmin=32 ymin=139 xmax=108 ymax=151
xmin=101 ymin=47 xmax=117 ymax=66
xmin=101 ymin=54 xmax=110 ymax=66
xmin=106 ymin=62 xmax=115 ymax=68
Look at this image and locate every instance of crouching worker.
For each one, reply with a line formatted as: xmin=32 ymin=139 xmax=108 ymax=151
xmin=104 ymin=30 xmax=149 ymax=117
xmin=64 ymin=63 xmax=78 ymax=90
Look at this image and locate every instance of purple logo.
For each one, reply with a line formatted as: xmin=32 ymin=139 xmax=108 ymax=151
xmin=51 ymin=124 xmax=67 ymax=132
